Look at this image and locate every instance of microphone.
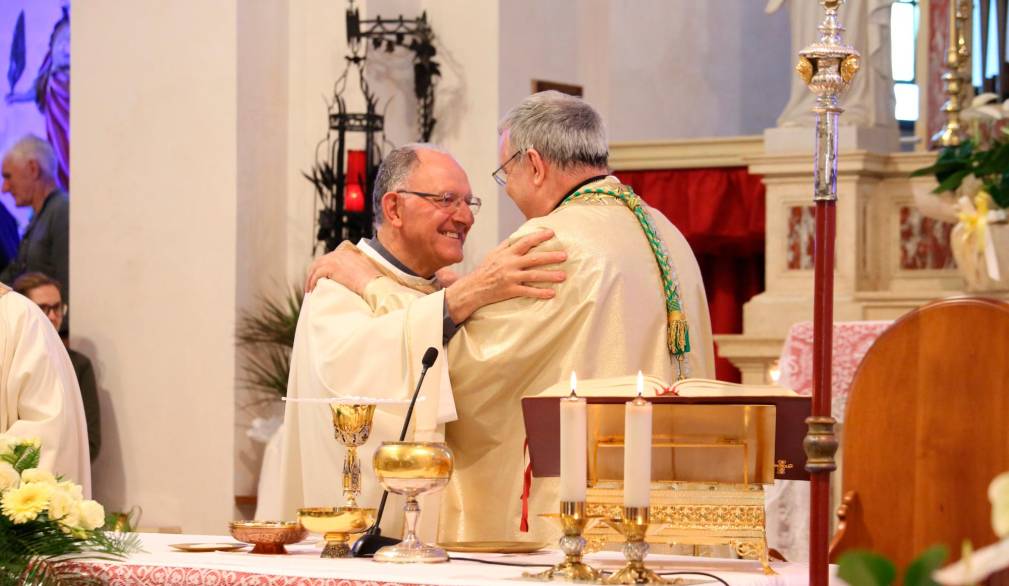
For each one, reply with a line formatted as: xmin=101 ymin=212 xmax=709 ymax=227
xmin=352 ymin=346 xmax=439 ymax=557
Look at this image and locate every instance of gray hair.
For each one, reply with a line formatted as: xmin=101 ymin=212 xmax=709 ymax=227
xmin=372 ymin=142 xmax=450 ymax=224
xmin=6 ymin=135 xmax=57 ymax=180
xmin=498 ymin=91 xmax=608 ymax=170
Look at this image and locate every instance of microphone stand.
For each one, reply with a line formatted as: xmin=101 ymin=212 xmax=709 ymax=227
xmin=352 ymin=349 xmax=438 ymax=557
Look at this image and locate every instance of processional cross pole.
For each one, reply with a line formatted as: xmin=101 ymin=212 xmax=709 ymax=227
xmin=795 ymin=1 xmax=859 ymax=585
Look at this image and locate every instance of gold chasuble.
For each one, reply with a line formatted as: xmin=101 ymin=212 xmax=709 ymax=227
xmin=270 ymin=241 xmax=457 ymax=540
xmin=440 ymin=176 xmax=714 ymax=543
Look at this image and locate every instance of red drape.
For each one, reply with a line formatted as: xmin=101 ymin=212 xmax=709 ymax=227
xmin=616 ymin=168 xmax=766 ymax=382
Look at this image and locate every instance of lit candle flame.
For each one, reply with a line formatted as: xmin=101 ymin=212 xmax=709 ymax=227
xmin=570 ymin=371 xmax=577 ymax=396
xmin=636 ymin=370 xmax=644 ymax=397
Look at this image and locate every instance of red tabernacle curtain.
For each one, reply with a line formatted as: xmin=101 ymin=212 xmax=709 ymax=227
xmin=616 ymin=168 xmax=766 ymax=383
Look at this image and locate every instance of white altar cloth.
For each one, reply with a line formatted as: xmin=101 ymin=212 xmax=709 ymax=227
xmin=66 ymin=532 xmax=828 ymax=585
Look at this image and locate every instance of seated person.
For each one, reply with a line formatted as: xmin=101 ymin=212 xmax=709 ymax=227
xmin=14 ymin=272 xmax=100 ymax=462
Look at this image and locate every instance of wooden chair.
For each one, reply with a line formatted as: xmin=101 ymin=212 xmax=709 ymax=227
xmin=829 ymin=297 xmax=1009 ymax=570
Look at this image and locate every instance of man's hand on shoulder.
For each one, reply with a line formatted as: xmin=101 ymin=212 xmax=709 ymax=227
xmin=445 ymin=229 xmax=567 ymax=324
xmin=304 ymin=248 xmax=381 ymax=295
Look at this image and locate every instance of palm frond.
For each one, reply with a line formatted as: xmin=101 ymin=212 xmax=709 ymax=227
xmin=236 ymin=287 xmax=304 ymax=348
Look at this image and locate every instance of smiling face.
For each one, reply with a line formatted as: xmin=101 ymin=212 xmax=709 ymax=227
xmin=385 ymin=149 xmax=475 ymax=276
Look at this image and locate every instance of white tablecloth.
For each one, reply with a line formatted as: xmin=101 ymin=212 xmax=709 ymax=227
xmin=67 ymin=532 xmax=826 ymax=585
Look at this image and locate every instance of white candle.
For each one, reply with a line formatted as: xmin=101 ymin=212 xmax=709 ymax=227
xmin=559 ymin=373 xmax=586 ymax=502
xmin=623 ymin=372 xmax=652 ymax=508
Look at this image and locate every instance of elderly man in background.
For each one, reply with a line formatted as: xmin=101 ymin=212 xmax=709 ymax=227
xmin=310 ymin=92 xmax=715 ymax=543
xmin=0 ymin=281 xmax=90 ymax=494
xmin=13 ymin=272 xmax=100 ymax=463
xmin=0 ymin=136 xmax=70 ymax=328
xmin=264 ymin=143 xmax=566 ymax=536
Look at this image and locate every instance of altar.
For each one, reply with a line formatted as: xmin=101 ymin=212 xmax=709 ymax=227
xmin=66 ymin=533 xmax=825 ymax=586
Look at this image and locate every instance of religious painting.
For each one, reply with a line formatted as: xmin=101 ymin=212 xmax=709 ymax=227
xmin=0 ymin=0 xmax=69 ymax=236
xmin=786 ymin=205 xmax=816 ymax=270
xmin=898 ymin=205 xmax=955 ymax=270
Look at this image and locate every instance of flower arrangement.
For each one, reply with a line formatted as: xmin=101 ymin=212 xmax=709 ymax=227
xmin=0 ymin=435 xmax=138 ymax=585
xmin=911 ymin=94 xmax=1009 ymax=291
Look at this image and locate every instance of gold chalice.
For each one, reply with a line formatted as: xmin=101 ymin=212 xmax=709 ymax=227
xmin=298 ymin=506 xmax=376 ymax=558
xmin=330 ymin=403 xmax=377 ymax=507
xmin=372 ymin=441 xmax=453 ymax=563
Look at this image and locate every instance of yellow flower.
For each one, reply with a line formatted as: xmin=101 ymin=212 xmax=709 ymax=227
xmin=0 ymin=462 xmax=19 ymax=490
xmin=56 ymin=480 xmax=83 ymax=501
xmin=78 ymin=500 xmax=105 ymax=531
xmin=989 ymin=471 xmax=1009 ymax=538
xmin=1 ymin=482 xmax=53 ymax=524
xmin=21 ymin=468 xmax=57 ymax=486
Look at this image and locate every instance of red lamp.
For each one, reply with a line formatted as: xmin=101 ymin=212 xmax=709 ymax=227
xmin=343 ymin=150 xmax=367 ymax=213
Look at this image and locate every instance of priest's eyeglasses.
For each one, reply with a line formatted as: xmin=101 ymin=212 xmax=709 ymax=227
xmin=396 ymin=190 xmax=482 ymax=215
xmin=492 ymin=150 xmax=523 ymax=187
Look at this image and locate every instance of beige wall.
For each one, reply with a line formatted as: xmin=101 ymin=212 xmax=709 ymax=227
xmin=72 ymin=1 xmax=239 ymax=532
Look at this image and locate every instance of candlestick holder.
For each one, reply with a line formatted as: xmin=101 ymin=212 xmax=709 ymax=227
xmin=524 ymin=501 xmax=601 ymax=582
xmin=602 ymin=507 xmax=670 ymax=585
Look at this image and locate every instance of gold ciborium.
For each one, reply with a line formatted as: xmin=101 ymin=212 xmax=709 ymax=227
xmin=298 ymin=506 xmax=376 ymax=558
xmin=372 ymin=441 xmax=453 ymax=563
xmin=330 ymin=403 xmax=377 ymax=507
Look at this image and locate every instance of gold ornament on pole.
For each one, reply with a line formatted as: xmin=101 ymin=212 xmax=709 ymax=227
xmin=933 ymin=0 xmax=972 ymax=147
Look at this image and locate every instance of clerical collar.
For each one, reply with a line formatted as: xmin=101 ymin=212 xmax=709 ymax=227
xmin=362 ymin=237 xmax=430 ymax=279
xmin=554 ymin=175 xmax=611 ymax=211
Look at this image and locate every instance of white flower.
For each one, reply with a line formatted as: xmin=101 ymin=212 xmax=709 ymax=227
xmin=988 ymin=471 xmax=1009 ymax=538
xmin=20 ymin=468 xmax=57 ymax=486
xmin=78 ymin=500 xmax=105 ymax=531
xmin=56 ymin=480 xmax=83 ymax=501
xmin=48 ymin=487 xmax=80 ymax=527
xmin=0 ymin=462 xmax=19 ymax=490
xmin=0 ymin=435 xmax=13 ymax=455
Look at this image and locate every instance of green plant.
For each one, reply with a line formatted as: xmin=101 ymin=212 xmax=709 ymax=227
xmin=236 ymin=287 xmax=304 ymax=399
xmin=837 ymin=545 xmax=948 ymax=586
xmin=911 ymin=94 xmax=1009 ymax=209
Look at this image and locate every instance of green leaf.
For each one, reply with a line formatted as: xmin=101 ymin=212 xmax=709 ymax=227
xmin=838 ymin=550 xmax=898 ymax=586
xmin=902 ymin=545 xmax=948 ymax=586
xmin=934 ymin=169 xmax=971 ymax=194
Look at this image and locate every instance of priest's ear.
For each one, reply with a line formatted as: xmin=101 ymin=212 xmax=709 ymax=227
xmin=381 ymin=191 xmax=405 ymax=228
xmin=526 ymin=148 xmax=547 ymax=187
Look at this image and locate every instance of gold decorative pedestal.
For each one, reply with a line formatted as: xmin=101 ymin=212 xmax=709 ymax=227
xmin=331 ymin=403 xmax=377 ymax=508
xmin=524 ymin=501 xmax=601 ymax=582
xmin=586 ymin=483 xmax=774 ymax=575
xmin=603 ymin=507 xmax=669 ymax=585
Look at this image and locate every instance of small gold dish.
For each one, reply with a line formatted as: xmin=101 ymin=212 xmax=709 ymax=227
xmin=169 ymin=542 xmax=248 ymax=553
xmin=228 ymin=521 xmax=307 ymax=555
xmin=297 ymin=506 xmax=376 ymax=558
xmin=439 ymin=541 xmax=548 ymax=554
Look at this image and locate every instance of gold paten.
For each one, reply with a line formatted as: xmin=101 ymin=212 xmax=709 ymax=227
xmin=330 ymin=403 xmax=377 ymax=508
xmin=297 ymin=506 xmax=375 ymax=558
xmin=524 ymin=501 xmax=602 ymax=582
